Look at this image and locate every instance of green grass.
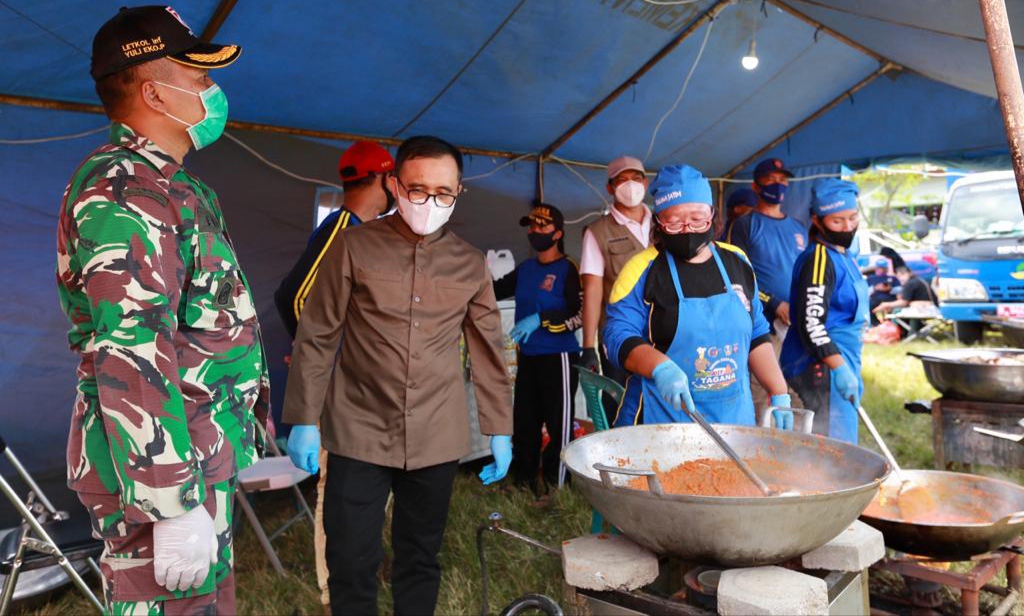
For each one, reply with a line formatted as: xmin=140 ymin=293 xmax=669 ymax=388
xmin=17 ymin=335 xmax=1024 ymax=615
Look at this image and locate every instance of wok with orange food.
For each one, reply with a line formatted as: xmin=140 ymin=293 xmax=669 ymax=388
xmin=561 ymin=423 xmax=890 ymax=566
xmin=860 ymin=469 xmax=1024 ymax=560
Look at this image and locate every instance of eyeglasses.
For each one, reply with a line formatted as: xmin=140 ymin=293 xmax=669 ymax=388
xmin=658 ymin=216 xmax=713 ymax=234
xmin=395 ymin=177 xmax=458 ymax=208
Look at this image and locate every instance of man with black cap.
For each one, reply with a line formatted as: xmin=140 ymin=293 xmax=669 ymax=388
xmin=55 ymin=6 xmax=266 ymax=613
xmin=493 ymin=203 xmax=582 ymax=502
xmin=726 ymin=158 xmax=808 ymax=413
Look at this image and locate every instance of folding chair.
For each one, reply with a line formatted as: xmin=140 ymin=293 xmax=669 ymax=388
xmin=573 ymin=367 xmax=624 ymax=534
xmin=234 ymin=440 xmax=315 ymax=575
xmin=0 ymin=434 xmax=103 ymax=614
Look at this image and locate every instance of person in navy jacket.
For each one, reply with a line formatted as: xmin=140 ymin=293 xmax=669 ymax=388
xmin=494 ymin=204 xmax=582 ymax=498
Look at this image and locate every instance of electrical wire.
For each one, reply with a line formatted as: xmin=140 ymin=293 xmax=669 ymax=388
xmin=222 ymin=131 xmax=345 ymax=189
xmin=549 ymin=156 xmax=612 ymax=224
xmin=641 ymin=0 xmax=705 ymax=5
xmin=643 ymin=16 xmax=716 ymax=161
xmin=0 ymin=125 xmax=109 ymax=145
xmin=463 ymin=153 xmax=535 ymax=182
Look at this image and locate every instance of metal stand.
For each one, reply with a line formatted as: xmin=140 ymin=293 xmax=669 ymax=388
xmin=871 ymin=538 xmax=1022 ymax=615
xmin=0 ymin=449 xmax=103 ymax=615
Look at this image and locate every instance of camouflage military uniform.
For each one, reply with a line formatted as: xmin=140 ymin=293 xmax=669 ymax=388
xmin=56 ymin=123 xmax=270 ymax=613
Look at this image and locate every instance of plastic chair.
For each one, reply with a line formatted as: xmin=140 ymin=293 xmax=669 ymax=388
xmin=0 ymin=435 xmax=103 ymax=614
xmin=234 ymin=440 xmax=315 ymax=575
xmin=573 ymin=367 xmax=624 ymax=534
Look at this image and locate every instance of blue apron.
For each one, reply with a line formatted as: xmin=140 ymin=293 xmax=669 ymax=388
xmin=824 ymin=249 xmax=870 ymax=443
xmin=638 ymin=246 xmax=755 ymax=425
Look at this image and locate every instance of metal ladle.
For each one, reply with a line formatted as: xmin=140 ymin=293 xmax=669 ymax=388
xmin=680 ymin=403 xmax=798 ymax=497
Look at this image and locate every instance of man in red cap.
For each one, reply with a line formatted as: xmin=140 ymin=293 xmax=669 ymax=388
xmin=274 ymin=140 xmax=395 ymax=337
xmin=273 ymin=140 xmax=393 ymax=611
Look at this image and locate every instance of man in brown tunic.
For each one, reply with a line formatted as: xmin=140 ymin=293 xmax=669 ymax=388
xmin=282 ymin=135 xmax=513 ymax=615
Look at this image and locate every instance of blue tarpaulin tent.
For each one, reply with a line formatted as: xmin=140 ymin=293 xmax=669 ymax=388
xmin=0 ymin=0 xmax=1017 ymax=498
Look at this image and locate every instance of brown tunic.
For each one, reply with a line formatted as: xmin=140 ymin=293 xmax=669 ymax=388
xmin=282 ymin=214 xmax=513 ymax=470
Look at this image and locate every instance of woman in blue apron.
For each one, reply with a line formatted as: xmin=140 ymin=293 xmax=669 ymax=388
xmin=780 ymin=179 xmax=869 ymax=443
xmin=603 ymin=165 xmax=794 ymax=428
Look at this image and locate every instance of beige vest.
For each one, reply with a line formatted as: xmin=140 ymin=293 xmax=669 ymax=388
xmin=586 ymin=213 xmax=646 ymax=327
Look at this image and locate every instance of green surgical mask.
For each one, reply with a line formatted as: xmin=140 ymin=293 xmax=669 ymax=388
xmin=154 ymin=81 xmax=229 ymax=150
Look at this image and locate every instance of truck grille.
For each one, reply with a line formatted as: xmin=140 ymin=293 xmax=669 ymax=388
xmin=988 ymin=283 xmax=1024 ymax=301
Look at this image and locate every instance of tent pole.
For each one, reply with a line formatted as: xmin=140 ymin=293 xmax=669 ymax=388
xmin=721 ymin=62 xmax=898 ymax=178
xmin=536 ymin=158 xmax=546 ymax=203
xmin=978 ymin=0 xmax=1024 ymax=216
xmin=766 ymin=0 xmax=893 ymax=64
xmin=0 ymin=92 xmax=531 ymax=160
xmin=539 ymin=0 xmax=732 ymax=159
xmin=200 ymin=0 xmax=239 ymax=42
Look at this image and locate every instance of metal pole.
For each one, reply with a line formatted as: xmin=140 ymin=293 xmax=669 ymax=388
xmin=536 ymin=157 xmax=546 ymax=203
xmin=978 ymin=0 xmax=1024 ymax=216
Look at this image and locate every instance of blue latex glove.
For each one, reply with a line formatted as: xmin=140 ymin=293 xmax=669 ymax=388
xmin=769 ymin=394 xmax=794 ymax=430
xmin=832 ymin=363 xmax=860 ymax=405
xmin=479 ymin=435 xmax=512 ymax=485
xmin=287 ymin=425 xmax=321 ymax=474
xmin=651 ymin=360 xmax=694 ymax=413
xmin=509 ymin=314 xmax=542 ymax=345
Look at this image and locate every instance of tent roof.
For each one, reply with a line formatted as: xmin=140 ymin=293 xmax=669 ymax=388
xmin=1 ymin=0 xmax=1018 ymax=176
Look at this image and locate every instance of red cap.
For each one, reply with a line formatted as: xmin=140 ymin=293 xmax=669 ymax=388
xmin=338 ymin=141 xmax=394 ymax=183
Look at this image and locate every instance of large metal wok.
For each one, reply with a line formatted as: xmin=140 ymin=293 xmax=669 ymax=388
xmin=860 ymin=470 xmax=1024 ymax=561
xmin=910 ymin=348 xmax=1024 ymax=403
xmin=561 ymin=423 xmax=890 ymax=566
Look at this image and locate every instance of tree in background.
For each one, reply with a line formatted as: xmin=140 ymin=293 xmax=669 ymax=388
xmin=852 ymin=164 xmax=928 ymax=230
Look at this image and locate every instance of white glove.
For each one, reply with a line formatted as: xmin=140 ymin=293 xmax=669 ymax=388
xmin=152 ymin=504 xmax=218 ymax=592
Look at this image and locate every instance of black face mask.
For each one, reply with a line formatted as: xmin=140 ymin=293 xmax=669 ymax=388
xmin=382 ymin=175 xmax=396 ymax=214
xmin=528 ymin=230 xmax=558 ymax=252
xmin=818 ymin=224 xmax=858 ymax=249
xmin=660 ymin=228 xmax=714 ymax=261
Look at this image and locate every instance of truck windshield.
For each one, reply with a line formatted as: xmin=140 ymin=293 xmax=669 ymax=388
xmin=943 ymin=180 xmax=1024 ymax=243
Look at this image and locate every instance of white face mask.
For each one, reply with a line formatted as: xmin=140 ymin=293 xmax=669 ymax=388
xmin=397 ymin=193 xmax=454 ymax=235
xmin=615 ymin=180 xmax=646 ymax=208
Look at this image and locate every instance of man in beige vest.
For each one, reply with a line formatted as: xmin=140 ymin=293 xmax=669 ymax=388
xmin=579 ymin=156 xmax=652 ymax=425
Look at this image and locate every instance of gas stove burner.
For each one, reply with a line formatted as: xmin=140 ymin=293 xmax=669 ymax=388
xmin=683 ymin=566 xmax=722 ymax=611
xmin=905 ymin=577 xmax=944 ymax=608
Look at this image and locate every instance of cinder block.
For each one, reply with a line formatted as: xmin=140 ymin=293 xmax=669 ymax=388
xmin=718 ymin=566 xmax=828 ymax=615
xmin=561 ymin=534 xmax=658 ymax=591
xmin=801 ymin=520 xmax=886 ymax=572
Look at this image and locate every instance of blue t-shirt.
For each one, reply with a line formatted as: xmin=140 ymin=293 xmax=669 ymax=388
xmin=726 ymin=211 xmax=808 ymax=310
xmin=493 ymin=257 xmax=583 ymax=356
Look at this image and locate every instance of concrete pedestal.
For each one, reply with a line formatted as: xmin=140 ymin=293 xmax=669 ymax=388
xmin=718 ymin=566 xmax=828 ymax=615
xmin=561 ymin=534 xmax=658 ymax=592
xmin=801 ymin=520 xmax=886 ymax=572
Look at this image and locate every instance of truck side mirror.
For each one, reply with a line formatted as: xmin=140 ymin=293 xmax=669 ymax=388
xmin=912 ymin=215 xmax=929 ymax=240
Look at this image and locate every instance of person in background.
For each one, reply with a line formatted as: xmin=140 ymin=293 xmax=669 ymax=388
xmin=273 ymin=139 xmax=394 ymax=613
xmin=866 ymin=260 xmax=899 ymax=326
xmin=579 ymin=156 xmax=652 ymax=425
xmin=780 ymin=179 xmax=869 ymax=444
xmin=282 ymin=136 xmax=513 ymax=615
xmin=719 ymin=187 xmax=758 ymax=240
xmin=493 ymin=203 xmax=582 ymax=504
xmin=603 ymin=165 xmax=793 ymax=429
xmin=56 ymin=6 xmax=267 ymax=612
xmin=275 ymin=141 xmax=394 ymax=338
xmin=874 ymin=265 xmax=937 ymax=316
xmin=726 ymin=158 xmax=808 ymax=413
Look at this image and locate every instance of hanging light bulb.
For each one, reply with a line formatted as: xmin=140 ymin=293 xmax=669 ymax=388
xmin=742 ymin=38 xmax=759 ymax=70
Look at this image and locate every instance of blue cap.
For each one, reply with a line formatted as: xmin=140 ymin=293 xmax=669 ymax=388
xmin=650 ymin=165 xmax=713 ymax=215
xmin=726 ymin=188 xmax=758 ymax=211
xmin=753 ymin=158 xmax=794 ymax=180
xmin=811 ymin=178 xmax=859 ymax=217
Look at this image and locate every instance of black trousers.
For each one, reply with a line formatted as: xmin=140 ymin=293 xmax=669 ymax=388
xmin=599 ymin=342 xmax=627 ymax=428
xmin=323 ymin=454 xmax=458 ymax=616
xmin=512 ymin=351 xmax=579 ymax=492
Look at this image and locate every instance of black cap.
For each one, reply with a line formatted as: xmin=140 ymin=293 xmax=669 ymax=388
xmin=519 ymin=203 xmax=564 ymax=231
xmin=91 ymin=6 xmax=242 ymax=80
xmin=753 ymin=158 xmax=794 ymax=180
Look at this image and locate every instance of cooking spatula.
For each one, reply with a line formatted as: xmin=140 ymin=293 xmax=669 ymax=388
xmin=857 ymin=405 xmax=936 ymax=519
xmin=680 ymin=403 xmax=798 ymax=497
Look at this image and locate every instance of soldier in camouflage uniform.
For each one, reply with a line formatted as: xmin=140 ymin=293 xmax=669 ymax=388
xmin=55 ymin=7 xmax=269 ymax=614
